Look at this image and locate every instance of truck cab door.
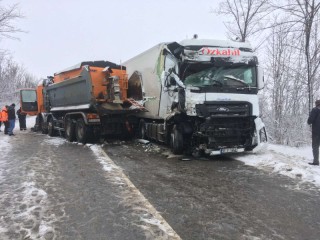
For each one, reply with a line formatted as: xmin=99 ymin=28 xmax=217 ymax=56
xmin=159 ymin=52 xmax=179 ymax=116
xmin=20 ymin=89 xmax=38 ymax=115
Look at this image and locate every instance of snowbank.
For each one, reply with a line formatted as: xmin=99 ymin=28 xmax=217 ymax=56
xmin=234 ymin=144 xmax=320 ymax=187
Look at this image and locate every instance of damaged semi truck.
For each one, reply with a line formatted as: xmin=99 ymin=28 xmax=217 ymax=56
xmin=124 ymin=38 xmax=267 ymax=155
xmin=20 ymin=61 xmax=144 ymax=144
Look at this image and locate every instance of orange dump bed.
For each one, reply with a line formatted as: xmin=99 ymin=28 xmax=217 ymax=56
xmin=53 ymin=61 xmax=128 ymax=102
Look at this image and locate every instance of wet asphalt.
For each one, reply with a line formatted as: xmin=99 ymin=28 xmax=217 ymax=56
xmin=1 ymin=130 xmax=320 ymax=240
xmin=104 ymin=141 xmax=320 ymax=240
xmin=0 ymin=132 xmax=178 ymax=240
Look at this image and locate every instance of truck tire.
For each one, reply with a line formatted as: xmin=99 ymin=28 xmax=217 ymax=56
xmin=138 ymin=119 xmax=146 ymax=139
xmin=170 ymin=125 xmax=183 ymax=154
xmin=65 ymin=118 xmax=76 ymax=142
xmin=75 ymin=118 xmax=89 ymax=144
xmin=41 ymin=118 xmax=48 ymax=134
xmin=48 ymin=118 xmax=56 ymax=137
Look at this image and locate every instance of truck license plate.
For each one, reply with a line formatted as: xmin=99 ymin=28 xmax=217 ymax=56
xmin=221 ymin=148 xmax=237 ymax=153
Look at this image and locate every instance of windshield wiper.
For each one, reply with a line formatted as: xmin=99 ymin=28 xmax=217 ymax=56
xmin=236 ymin=86 xmax=257 ymax=91
xmin=223 ymin=75 xmax=249 ymax=86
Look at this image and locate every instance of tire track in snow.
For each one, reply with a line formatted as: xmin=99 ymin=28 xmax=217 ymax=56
xmin=0 ymin=133 xmax=62 ymax=240
xmin=90 ymin=145 xmax=181 ymax=240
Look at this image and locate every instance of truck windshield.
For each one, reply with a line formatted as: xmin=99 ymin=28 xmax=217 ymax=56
xmin=21 ymin=90 xmax=37 ymax=102
xmin=184 ymin=66 xmax=257 ymax=88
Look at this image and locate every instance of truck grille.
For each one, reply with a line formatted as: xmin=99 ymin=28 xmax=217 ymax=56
xmin=200 ymin=116 xmax=255 ymax=148
xmin=196 ymin=101 xmax=252 ymax=117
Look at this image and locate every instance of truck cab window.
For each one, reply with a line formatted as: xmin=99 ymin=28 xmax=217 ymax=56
xmin=21 ymin=90 xmax=37 ymax=102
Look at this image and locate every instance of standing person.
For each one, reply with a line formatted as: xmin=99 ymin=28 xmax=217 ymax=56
xmin=7 ymin=103 xmax=16 ymax=136
xmin=307 ymin=99 xmax=320 ymax=166
xmin=1 ymin=105 xmax=9 ymax=134
xmin=17 ymin=107 xmax=27 ymax=130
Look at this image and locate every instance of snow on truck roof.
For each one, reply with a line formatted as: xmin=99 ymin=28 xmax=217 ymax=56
xmin=123 ymin=38 xmax=254 ymax=64
xmin=179 ymin=39 xmax=253 ymax=50
xmin=54 ymin=60 xmax=125 ymax=75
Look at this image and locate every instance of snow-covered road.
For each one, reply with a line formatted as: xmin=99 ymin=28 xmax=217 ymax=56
xmin=1 ymin=116 xmax=320 ymax=239
xmin=0 ymin=117 xmax=180 ymax=239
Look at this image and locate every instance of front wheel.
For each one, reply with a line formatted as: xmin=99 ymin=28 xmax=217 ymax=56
xmin=170 ymin=125 xmax=183 ymax=154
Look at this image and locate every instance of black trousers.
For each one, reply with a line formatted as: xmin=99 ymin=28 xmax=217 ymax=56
xmin=312 ymin=134 xmax=320 ymax=164
xmin=4 ymin=121 xmax=9 ymax=134
xmin=18 ymin=116 xmax=26 ymax=129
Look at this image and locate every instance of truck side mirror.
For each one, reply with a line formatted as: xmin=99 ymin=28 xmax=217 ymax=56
xmin=257 ymin=66 xmax=264 ymax=90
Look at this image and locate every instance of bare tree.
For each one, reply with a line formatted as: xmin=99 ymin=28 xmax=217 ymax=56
xmin=0 ymin=0 xmax=23 ymax=40
xmin=0 ymin=56 xmax=38 ymax=105
xmin=0 ymin=1 xmax=34 ymax=105
xmin=264 ymin=20 xmax=298 ymax=143
xmin=216 ymin=0 xmax=272 ymax=42
xmin=275 ymin=0 xmax=320 ymax=111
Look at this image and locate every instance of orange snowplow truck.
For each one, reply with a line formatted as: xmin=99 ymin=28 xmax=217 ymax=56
xmin=20 ymin=61 xmax=144 ymax=143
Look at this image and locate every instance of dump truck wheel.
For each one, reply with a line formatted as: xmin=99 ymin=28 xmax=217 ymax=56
xmin=138 ymin=119 xmax=146 ymax=139
xmin=75 ymin=118 xmax=89 ymax=144
xmin=65 ymin=118 xmax=76 ymax=142
xmin=170 ymin=125 xmax=183 ymax=154
xmin=41 ymin=118 xmax=48 ymax=134
xmin=48 ymin=118 xmax=56 ymax=137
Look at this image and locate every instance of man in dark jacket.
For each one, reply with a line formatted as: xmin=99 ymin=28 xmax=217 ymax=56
xmin=17 ymin=107 xmax=27 ymax=130
xmin=307 ymin=100 xmax=320 ymax=165
xmin=7 ymin=103 xmax=16 ymax=136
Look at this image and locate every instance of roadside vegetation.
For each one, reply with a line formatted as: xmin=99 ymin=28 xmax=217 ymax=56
xmin=0 ymin=1 xmax=38 ymax=106
xmin=216 ymin=0 xmax=320 ymax=146
xmin=2 ymin=0 xmax=320 ymax=147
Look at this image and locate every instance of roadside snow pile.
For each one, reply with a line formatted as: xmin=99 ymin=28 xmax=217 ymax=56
xmin=234 ymin=144 xmax=320 ymax=187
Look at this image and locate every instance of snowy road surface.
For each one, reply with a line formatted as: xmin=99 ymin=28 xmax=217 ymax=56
xmin=104 ymin=141 xmax=320 ymax=240
xmin=0 ymin=123 xmax=179 ymax=239
xmin=1 ymin=117 xmax=320 ymax=239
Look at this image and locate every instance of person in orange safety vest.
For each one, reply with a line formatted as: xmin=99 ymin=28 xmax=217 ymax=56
xmin=1 ymin=105 xmax=9 ymax=134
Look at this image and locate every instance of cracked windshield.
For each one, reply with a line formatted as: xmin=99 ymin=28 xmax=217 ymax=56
xmin=184 ymin=65 xmax=256 ymax=87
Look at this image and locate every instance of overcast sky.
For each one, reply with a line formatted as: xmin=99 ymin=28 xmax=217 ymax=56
xmin=1 ymin=0 xmax=227 ymax=78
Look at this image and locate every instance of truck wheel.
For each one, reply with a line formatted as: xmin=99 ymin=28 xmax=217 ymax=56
xmin=41 ymin=118 xmax=48 ymax=134
xmin=75 ymin=118 xmax=89 ymax=144
xmin=65 ymin=118 xmax=76 ymax=142
xmin=170 ymin=125 xmax=183 ymax=154
xmin=48 ymin=118 xmax=56 ymax=137
xmin=138 ymin=119 xmax=146 ymax=139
